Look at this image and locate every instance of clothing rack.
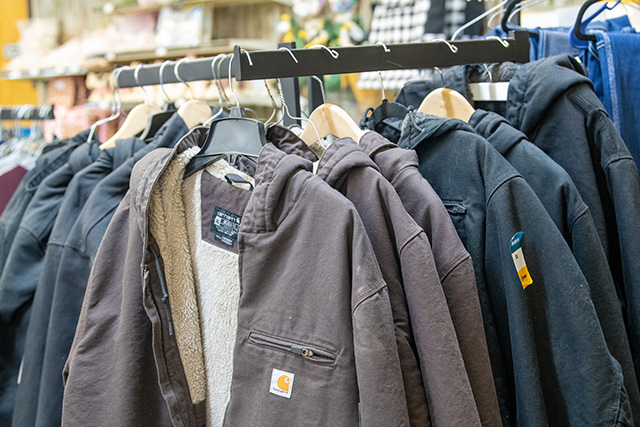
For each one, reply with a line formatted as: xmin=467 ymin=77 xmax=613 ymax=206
xmin=0 ymin=105 xmax=55 ymax=121
xmin=115 ymin=31 xmax=529 ymax=124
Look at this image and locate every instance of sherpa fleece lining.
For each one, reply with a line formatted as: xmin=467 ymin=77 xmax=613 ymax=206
xmin=148 ymin=146 xmax=206 ymax=404
xmin=183 ymin=161 xmax=253 ymax=426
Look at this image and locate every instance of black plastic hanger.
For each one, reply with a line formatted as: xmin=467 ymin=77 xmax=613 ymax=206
xmin=502 ymin=0 xmax=539 ymax=40
xmin=573 ymin=0 xmax=618 ymax=42
xmin=184 ymin=53 xmax=266 ymax=178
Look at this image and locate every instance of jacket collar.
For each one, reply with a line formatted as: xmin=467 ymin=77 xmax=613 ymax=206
xmin=468 ymin=109 xmax=528 ymax=155
xmin=131 ymin=124 xmax=315 ymax=235
xmin=398 ymin=110 xmax=472 ymax=151
xmin=266 ymin=124 xmax=380 ymax=189
xmin=67 ymin=140 xmax=101 ymax=174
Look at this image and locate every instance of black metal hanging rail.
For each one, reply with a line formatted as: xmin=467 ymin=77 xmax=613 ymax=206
xmin=115 ymin=31 xmax=529 ymax=88
xmin=0 ymin=105 xmax=55 ymax=121
xmin=231 ymin=31 xmax=530 ymax=81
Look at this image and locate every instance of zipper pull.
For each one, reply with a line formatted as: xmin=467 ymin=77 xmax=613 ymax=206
xmin=291 ymin=346 xmax=314 ymax=358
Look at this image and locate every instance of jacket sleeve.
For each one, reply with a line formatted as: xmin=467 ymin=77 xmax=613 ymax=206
xmin=350 ymin=211 xmax=410 ymax=427
xmin=62 ymin=192 xmax=172 ymax=426
xmin=485 ymin=175 xmax=627 ymax=426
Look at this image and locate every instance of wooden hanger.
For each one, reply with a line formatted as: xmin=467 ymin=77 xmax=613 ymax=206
xmin=299 ymin=103 xmax=365 ymax=147
xmin=100 ymin=102 xmax=161 ymax=150
xmin=100 ymin=64 xmax=162 ymax=150
xmin=178 ymin=100 xmax=212 ymax=129
xmin=418 ymin=88 xmax=475 ymax=122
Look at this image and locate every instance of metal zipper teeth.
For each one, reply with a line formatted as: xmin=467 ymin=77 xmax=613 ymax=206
xmin=148 ymin=245 xmax=175 ymax=336
xmin=248 ymin=332 xmax=336 ymax=363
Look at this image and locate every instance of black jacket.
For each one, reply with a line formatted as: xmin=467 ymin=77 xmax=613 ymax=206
xmin=11 ymin=136 xmax=145 ymax=427
xmin=470 ymin=108 xmax=640 ymax=420
xmin=0 ymin=139 xmax=100 ymax=425
xmin=398 ymin=111 xmax=631 ymax=427
xmin=33 ymin=115 xmax=187 ymax=427
xmin=0 ymin=131 xmax=91 ymax=278
xmin=506 ymin=55 xmax=640 ymax=379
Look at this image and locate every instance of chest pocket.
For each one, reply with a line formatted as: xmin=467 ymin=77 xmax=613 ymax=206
xmin=443 ymin=201 xmax=469 ymax=251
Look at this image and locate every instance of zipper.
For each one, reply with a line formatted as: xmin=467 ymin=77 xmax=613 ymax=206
xmin=148 ymin=245 xmax=175 ymax=336
xmin=248 ymin=332 xmax=336 ymax=364
xmin=443 ymin=202 xmax=466 ymax=215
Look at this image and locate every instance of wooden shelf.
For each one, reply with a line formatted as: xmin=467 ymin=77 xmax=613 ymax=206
xmin=98 ymin=0 xmax=292 ymax=15
xmin=0 ymin=39 xmax=275 ymax=82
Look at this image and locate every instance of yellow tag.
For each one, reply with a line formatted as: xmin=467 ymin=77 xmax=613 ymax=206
xmin=511 ymin=247 xmax=533 ymax=289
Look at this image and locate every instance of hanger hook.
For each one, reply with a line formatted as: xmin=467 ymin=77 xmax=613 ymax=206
xmin=228 ymin=53 xmax=241 ymax=108
xmin=309 ymin=44 xmax=340 ymax=59
xmin=452 ymin=0 xmax=509 ymax=41
xmin=276 ymin=78 xmax=321 ymax=143
xmin=87 ymin=67 xmax=124 ymax=143
xmin=434 ymin=67 xmax=446 ymax=89
xmin=278 ymin=46 xmax=299 ymax=63
xmin=174 ymin=58 xmax=195 ymax=100
xmin=482 ymin=64 xmax=494 ymax=83
xmin=485 ymin=35 xmax=510 ymax=48
xmin=134 ymin=64 xmax=151 ymax=104
xmin=240 ymin=48 xmax=254 ymax=66
xmin=310 ymin=75 xmax=326 ymax=105
xmin=159 ymin=60 xmax=174 ymax=103
xmin=433 ymin=38 xmax=459 ymax=53
xmin=375 ymin=41 xmax=391 ymax=53
xmin=210 ymin=54 xmax=227 ymax=110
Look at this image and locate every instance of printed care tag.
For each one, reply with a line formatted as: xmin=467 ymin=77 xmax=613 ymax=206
xmin=270 ymin=368 xmax=294 ymax=399
xmin=211 ymin=206 xmax=242 ymax=247
xmin=510 ymin=232 xmax=533 ymax=289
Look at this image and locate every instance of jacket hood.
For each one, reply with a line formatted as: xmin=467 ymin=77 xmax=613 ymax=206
xmin=506 ymin=55 xmax=592 ymax=136
xmin=130 ymin=125 xmax=315 ymax=234
xmin=67 ymin=141 xmax=101 ymax=173
xmin=266 ymin=124 xmax=381 ymax=189
xmin=469 ymin=109 xmax=528 ymax=155
xmin=359 ymin=131 xmax=422 ymax=184
xmin=398 ymin=110 xmax=472 ymax=150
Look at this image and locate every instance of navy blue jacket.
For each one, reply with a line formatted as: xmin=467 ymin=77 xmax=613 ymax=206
xmin=470 ymin=108 xmax=640 ymax=421
xmin=506 ymin=55 xmax=640 ymax=380
xmin=398 ymin=111 xmax=631 ymax=426
xmin=0 ymin=131 xmax=91 ymax=278
xmin=11 ymin=136 xmax=145 ymax=427
xmin=0 ymin=139 xmax=100 ymax=425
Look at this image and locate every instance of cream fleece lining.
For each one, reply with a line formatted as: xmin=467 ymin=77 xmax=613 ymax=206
xmin=148 ymin=146 xmax=206 ymax=404
xmin=182 ymin=161 xmax=252 ymax=426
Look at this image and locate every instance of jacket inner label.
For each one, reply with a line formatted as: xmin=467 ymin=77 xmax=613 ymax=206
xmin=211 ymin=206 xmax=242 ymax=247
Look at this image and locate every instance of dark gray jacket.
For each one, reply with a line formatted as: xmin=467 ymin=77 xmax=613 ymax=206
xmin=470 ymin=109 xmax=640 ymax=421
xmin=358 ymin=131 xmax=502 ymax=427
xmin=0 ymin=131 xmax=90 ymax=278
xmin=35 ymin=115 xmax=187 ymax=427
xmin=62 ymin=127 xmax=409 ymax=426
xmin=398 ymin=111 xmax=632 ymax=427
xmin=0 ymin=139 xmax=100 ymax=425
xmin=268 ymin=126 xmax=480 ymax=426
xmin=506 ymin=55 xmax=640 ymax=380
xmin=11 ymin=136 xmax=145 ymax=427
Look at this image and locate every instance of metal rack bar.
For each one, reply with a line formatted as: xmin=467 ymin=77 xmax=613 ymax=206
xmin=0 ymin=105 xmax=55 ymax=121
xmin=116 ymin=31 xmax=529 ymax=89
xmin=232 ymin=31 xmax=530 ymax=81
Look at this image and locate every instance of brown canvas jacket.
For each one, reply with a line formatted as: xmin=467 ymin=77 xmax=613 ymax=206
xmin=358 ymin=132 xmax=502 ymax=427
xmin=62 ymin=127 xmax=409 ymax=426
xmin=267 ymin=126 xmax=481 ymax=427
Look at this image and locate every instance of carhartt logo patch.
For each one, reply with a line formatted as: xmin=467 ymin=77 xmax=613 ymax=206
xmin=270 ymin=369 xmax=294 ymax=398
